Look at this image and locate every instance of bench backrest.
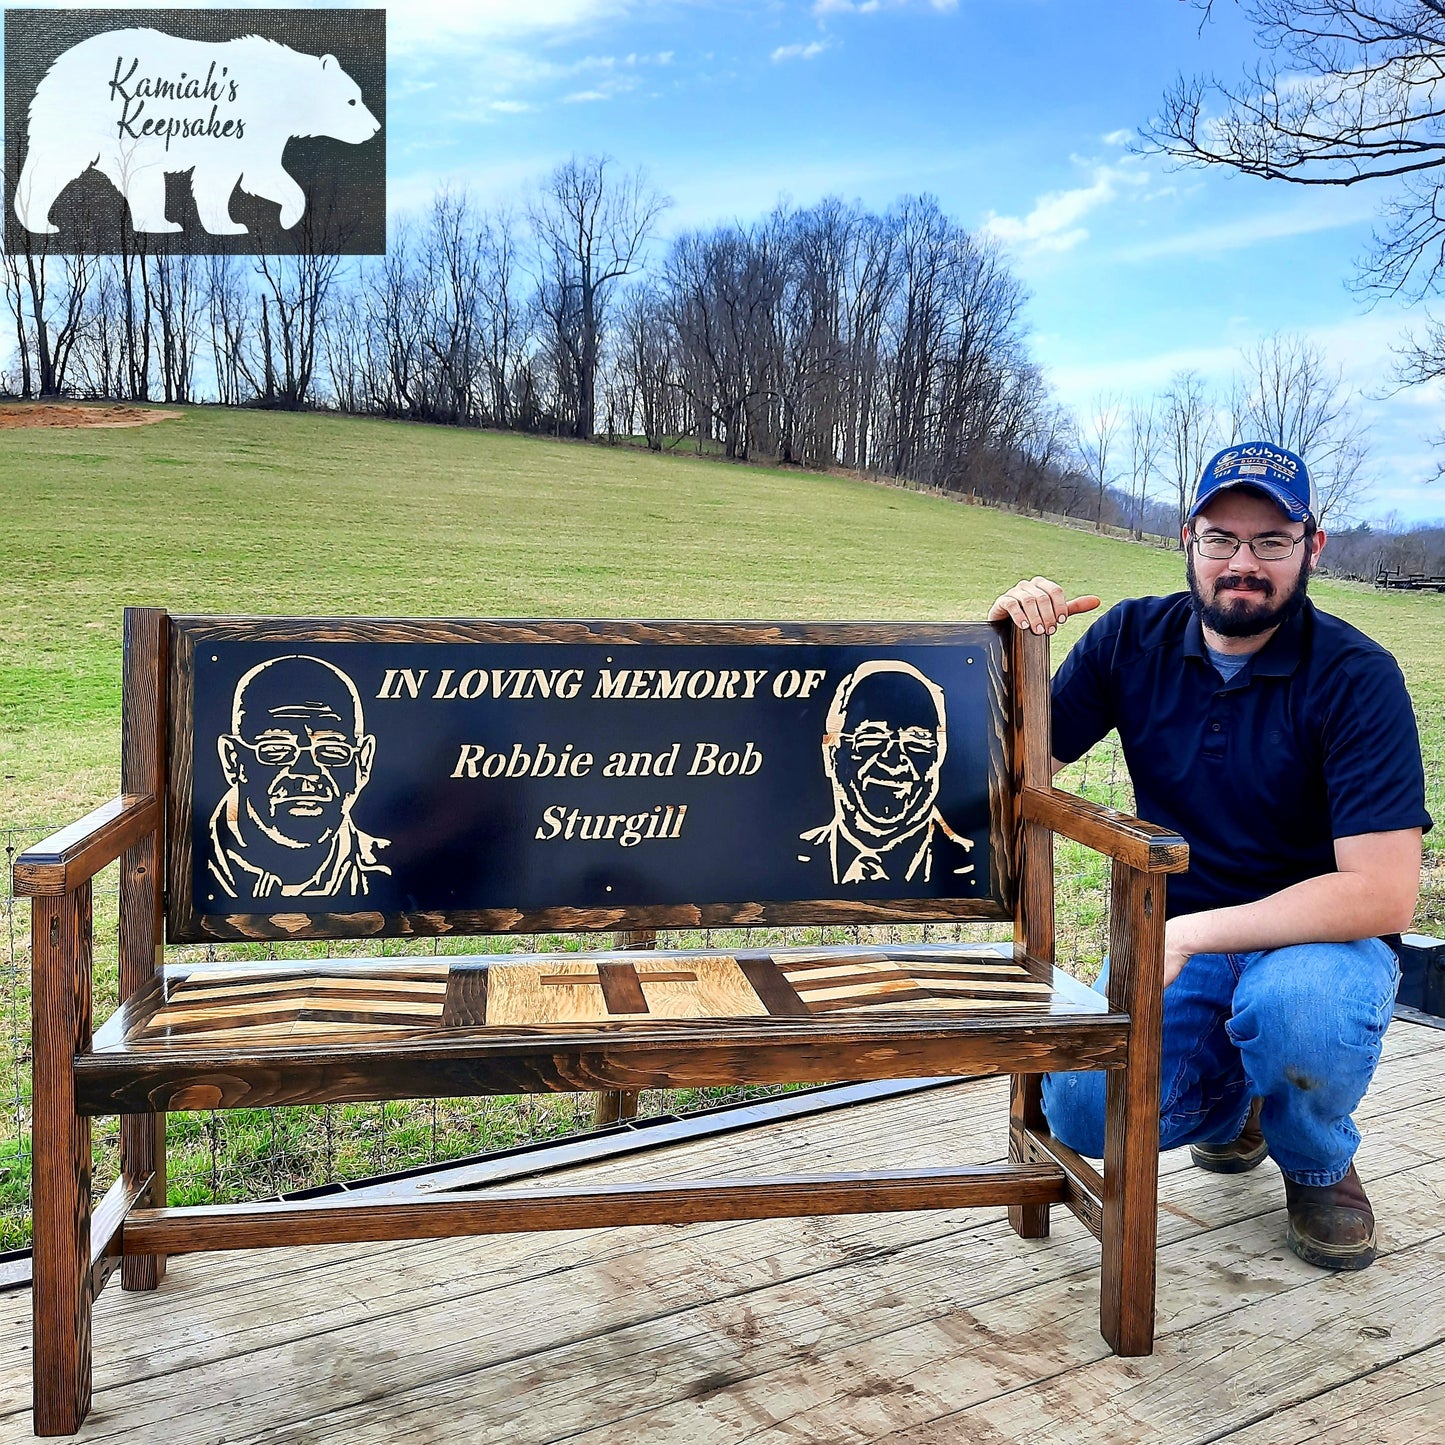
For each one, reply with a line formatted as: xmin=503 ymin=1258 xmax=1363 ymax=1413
xmin=141 ymin=611 xmax=1043 ymax=944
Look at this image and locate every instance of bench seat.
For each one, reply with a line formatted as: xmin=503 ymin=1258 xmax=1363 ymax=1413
xmin=79 ymin=943 xmax=1124 ymax=1114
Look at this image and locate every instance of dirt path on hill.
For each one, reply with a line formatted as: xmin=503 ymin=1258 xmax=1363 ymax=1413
xmin=0 ymin=402 xmax=182 ymax=429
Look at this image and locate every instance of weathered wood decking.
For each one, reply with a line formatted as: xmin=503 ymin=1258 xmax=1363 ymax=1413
xmin=2 ymin=1019 xmax=1441 ymax=1443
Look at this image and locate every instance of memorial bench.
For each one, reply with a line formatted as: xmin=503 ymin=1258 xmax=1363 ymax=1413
xmin=16 ymin=608 xmax=1187 ymax=1435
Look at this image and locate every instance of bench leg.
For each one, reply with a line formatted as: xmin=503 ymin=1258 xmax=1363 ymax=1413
xmin=31 ymin=890 xmax=94 ymax=1435
xmin=594 ymin=1090 xmax=641 ymax=1128
xmin=1099 ymin=863 xmax=1164 ymax=1357
xmin=1100 ymin=1064 xmax=1159 ymax=1355
xmin=120 ymin=826 xmax=166 ymax=1291
xmin=1008 ymin=1074 xmax=1050 ymax=1239
xmin=120 ymin=1116 xmax=167 ymax=1290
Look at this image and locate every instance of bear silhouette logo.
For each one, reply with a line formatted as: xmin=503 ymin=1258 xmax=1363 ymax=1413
xmin=11 ymin=26 xmax=381 ymax=243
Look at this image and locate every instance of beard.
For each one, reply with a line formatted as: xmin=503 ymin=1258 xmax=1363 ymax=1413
xmin=1186 ymin=545 xmax=1313 ymax=638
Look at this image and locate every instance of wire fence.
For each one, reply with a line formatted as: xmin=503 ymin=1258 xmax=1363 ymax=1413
xmin=3 ymin=735 xmax=1442 ymax=1251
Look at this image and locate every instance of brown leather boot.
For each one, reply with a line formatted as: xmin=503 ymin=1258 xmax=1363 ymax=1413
xmin=1189 ymin=1097 xmax=1268 ymax=1174
xmin=1284 ymin=1164 xmax=1377 ymax=1271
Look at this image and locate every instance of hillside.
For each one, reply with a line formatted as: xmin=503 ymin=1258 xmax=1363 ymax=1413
xmin=2 ymin=404 xmax=1440 ymax=852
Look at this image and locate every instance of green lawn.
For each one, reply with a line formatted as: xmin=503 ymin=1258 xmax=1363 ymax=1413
xmin=1 ymin=405 xmax=1440 ymax=1246
xmin=4 ymin=405 xmax=1440 ymax=831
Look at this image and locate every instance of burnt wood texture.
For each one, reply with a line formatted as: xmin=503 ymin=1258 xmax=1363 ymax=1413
xmin=12 ymin=796 xmax=160 ymax=897
xmin=1008 ymin=626 xmax=1055 ymax=1241
xmin=30 ymin=887 xmax=94 ymax=1435
xmin=119 ymin=607 xmax=168 ymax=1292
xmin=121 ymin=1166 xmax=1068 ymax=1254
xmin=14 ymin=607 xmax=1183 ymax=1433
xmin=1100 ymin=861 xmax=1168 ymax=1355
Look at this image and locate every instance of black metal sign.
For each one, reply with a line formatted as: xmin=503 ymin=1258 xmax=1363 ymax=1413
xmin=172 ymin=621 xmax=1009 ymax=937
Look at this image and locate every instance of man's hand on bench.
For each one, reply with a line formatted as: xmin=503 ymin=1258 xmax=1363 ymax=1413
xmin=989 ymin=578 xmax=1100 ymax=636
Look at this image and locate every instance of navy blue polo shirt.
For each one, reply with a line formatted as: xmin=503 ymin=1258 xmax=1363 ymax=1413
xmin=1051 ymin=594 xmax=1432 ymax=919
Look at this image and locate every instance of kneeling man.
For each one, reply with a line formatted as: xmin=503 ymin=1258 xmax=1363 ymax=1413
xmin=990 ymin=443 xmax=1430 ymax=1270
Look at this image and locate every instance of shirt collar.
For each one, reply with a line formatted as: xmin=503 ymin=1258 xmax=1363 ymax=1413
xmin=1183 ymin=597 xmax=1309 ymax=680
xmin=1251 ymin=600 xmax=1309 ymax=676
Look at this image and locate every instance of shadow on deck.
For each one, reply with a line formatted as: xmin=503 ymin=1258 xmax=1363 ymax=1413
xmin=2 ymin=1021 xmax=1441 ymax=1443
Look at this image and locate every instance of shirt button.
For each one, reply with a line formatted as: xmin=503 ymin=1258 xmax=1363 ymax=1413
xmin=1211 ymin=723 xmax=1221 ymax=732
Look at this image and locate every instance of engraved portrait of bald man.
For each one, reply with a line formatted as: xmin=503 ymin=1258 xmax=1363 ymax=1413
xmin=207 ymin=654 xmax=392 ymax=899
xmin=799 ymin=660 xmax=975 ymax=886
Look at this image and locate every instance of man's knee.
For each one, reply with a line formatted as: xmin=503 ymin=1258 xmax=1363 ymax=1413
xmin=1041 ymin=1069 xmax=1107 ymax=1160
xmin=1229 ymin=940 xmax=1397 ymax=1098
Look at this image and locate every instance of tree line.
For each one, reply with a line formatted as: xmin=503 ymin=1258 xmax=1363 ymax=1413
xmin=1 ymin=153 xmax=1427 ymax=565
xmin=1 ymin=156 xmax=1099 ymax=517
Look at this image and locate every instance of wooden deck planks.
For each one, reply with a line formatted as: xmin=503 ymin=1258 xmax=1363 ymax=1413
xmin=272 ymin=1156 xmax=1445 ymax=1445
xmin=1219 ymin=1341 xmax=1445 ymax=1445
xmin=0 ymin=1020 xmax=1439 ymax=1443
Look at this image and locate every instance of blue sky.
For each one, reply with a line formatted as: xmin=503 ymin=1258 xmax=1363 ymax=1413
xmin=8 ymin=0 xmax=1445 ymax=522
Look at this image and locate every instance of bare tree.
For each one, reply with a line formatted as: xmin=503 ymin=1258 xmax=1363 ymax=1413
xmin=475 ymin=209 xmax=531 ymax=429
xmin=612 ymin=282 xmax=675 ymax=449
xmin=1126 ymin=397 xmax=1161 ymax=538
xmin=204 ymin=254 xmax=251 ymax=406
xmin=839 ymin=210 xmax=897 ymax=470
xmin=1232 ymin=331 xmax=1373 ymax=523
xmin=883 ymin=195 xmax=954 ymax=479
xmin=1148 ymin=2 xmax=1445 ymax=299
xmin=150 ymin=253 xmax=201 ymax=403
xmin=530 ymin=155 xmax=669 ymax=439
xmin=663 ymin=223 xmax=783 ymax=460
xmin=0 ymin=204 xmax=93 ymax=397
xmin=1162 ymin=370 xmax=1218 ymax=538
xmin=1079 ymin=393 xmax=1125 ymax=528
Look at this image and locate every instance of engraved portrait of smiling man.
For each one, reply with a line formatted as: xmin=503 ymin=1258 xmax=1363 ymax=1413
xmin=799 ymin=659 xmax=974 ymax=886
xmin=208 ymin=654 xmax=391 ymax=899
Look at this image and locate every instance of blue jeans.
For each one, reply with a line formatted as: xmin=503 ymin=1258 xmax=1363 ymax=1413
xmin=1041 ymin=939 xmax=1400 ymax=1187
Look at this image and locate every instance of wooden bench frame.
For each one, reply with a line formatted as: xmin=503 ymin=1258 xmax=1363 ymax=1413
xmin=16 ymin=607 xmax=1187 ymax=1435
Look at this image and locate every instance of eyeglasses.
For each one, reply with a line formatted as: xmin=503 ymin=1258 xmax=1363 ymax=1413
xmin=238 ymin=736 xmax=360 ymax=768
xmin=1190 ymin=530 xmax=1307 ymax=562
xmin=840 ymin=727 xmax=939 ymax=760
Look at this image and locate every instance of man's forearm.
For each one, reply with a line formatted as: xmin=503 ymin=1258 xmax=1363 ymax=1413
xmin=1171 ymin=873 xmax=1407 ymax=960
xmin=1163 ymin=830 xmax=1422 ymax=986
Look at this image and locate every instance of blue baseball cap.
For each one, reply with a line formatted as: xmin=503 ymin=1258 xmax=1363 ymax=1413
xmin=1189 ymin=442 xmax=1317 ymax=526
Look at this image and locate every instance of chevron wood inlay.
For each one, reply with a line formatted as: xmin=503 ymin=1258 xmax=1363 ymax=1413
xmin=773 ymin=951 xmax=1060 ymax=1016
xmin=141 ymin=968 xmax=451 ymax=1043
xmin=110 ymin=946 xmax=1101 ymax=1054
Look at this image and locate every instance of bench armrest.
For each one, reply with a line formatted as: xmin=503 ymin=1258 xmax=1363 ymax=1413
xmin=12 ymin=795 xmax=160 ymax=896
xmin=1021 ymin=786 xmax=1188 ymax=875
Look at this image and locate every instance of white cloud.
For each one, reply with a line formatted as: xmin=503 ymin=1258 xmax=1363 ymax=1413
xmin=1044 ymin=314 xmax=1407 ymax=408
xmin=1039 ymin=311 xmax=1445 ymax=523
xmin=813 ymin=0 xmax=956 ymax=14
xmin=658 ymin=149 xmax=965 ymax=232
xmin=982 ymin=163 xmax=1147 ymax=256
xmin=1101 ymin=128 xmax=1133 ymax=147
xmin=384 ymin=158 xmax=556 ymax=218
xmin=1114 ymin=191 xmax=1380 ymax=263
xmin=771 ymin=40 xmax=832 ymax=63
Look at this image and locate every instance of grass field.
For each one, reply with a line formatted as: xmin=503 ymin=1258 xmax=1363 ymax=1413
xmin=1 ymin=405 xmax=1441 ymax=1247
